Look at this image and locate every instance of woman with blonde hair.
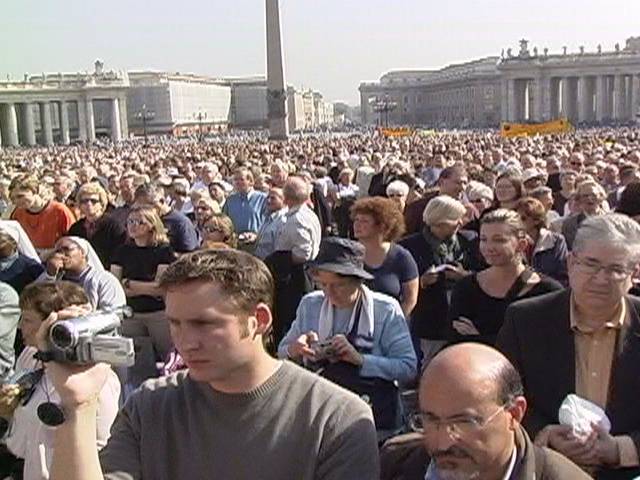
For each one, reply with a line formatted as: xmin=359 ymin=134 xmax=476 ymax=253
xmin=201 ymin=214 xmax=238 ymax=249
xmin=110 ymin=205 xmax=176 ymax=386
xmin=193 ymin=196 xmax=221 ymax=240
xmin=448 ymin=208 xmax=562 ymax=345
xmin=67 ymin=182 xmax=126 ymax=269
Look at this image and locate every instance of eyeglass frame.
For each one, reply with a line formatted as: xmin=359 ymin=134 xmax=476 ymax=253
xmin=571 ymin=253 xmax=635 ymax=282
xmin=409 ymin=403 xmax=509 ymax=439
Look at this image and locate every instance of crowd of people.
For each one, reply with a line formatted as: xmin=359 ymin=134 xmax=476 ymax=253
xmin=0 ymin=126 xmax=639 ymax=479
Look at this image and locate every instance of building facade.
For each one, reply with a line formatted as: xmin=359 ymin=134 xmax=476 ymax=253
xmin=127 ymin=71 xmax=231 ymax=136
xmin=499 ymin=38 xmax=640 ymax=124
xmin=360 ymin=36 xmax=640 ymax=128
xmin=360 ymin=57 xmax=502 ymax=128
xmin=0 ymin=60 xmax=128 ymax=147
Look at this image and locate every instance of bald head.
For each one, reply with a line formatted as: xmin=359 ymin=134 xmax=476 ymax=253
xmin=418 ymin=344 xmax=527 ymax=478
xmin=421 ymin=343 xmax=523 ymax=409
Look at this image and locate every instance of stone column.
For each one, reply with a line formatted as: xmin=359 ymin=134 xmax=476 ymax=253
xmin=596 ymin=76 xmax=607 ymax=122
xmin=119 ymin=95 xmax=129 ymax=139
xmin=110 ymin=98 xmax=122 ymax=142
xmin=577 ymin=76 xmax=590 ymax=123
xmin=265 ymin=0 xmax=289 ymax=140
xmin=77 ymin=99 xmax=88 ymax=141
xmin=59 ymin=101 xmax=70 ymax=145
xmin=3 ymin=103 xmax=20 ymax=147
xmin=613 ymin=75 xmax=625 ymax=120
xmin=22 ymin=103 xmax=36 ymax=146
xmin=561 ymin=77 xmax=571 ymax=119
xmin=39 ymin=102 xmax=54 ymax=146
xmin=631 ymin=75 xmax=640 ymax=122
xmin=86 ymin=99 xmax=96 ymax=142
xmin=506 ymin=79 xmax=517 ymax=122
xmin=500 ymin=79 xmax=508 ymax=122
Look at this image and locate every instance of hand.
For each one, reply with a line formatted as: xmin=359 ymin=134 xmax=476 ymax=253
xmin=420 ymin=271 xmax=439 ymax=288
xmin=538 ymin=424 xmax=599 ymax=466
xmin=240 ymin=232 xmax=257 ymax=243
xmin=34 ymin=306 xmax=110 ymax=409
xmin=590 ymin=422 xmax=620 ymax=466
xmin=444 ymin=264 xmax=467 ymax=281
xmin=330 ymin=334 xmax=364 ymax=366
xmin=286 ymin=331 xmax=318 ymax=360
xmin=46 ymin=253 xmax=65 ymax=277
xmin=452 ymin=316 xmax=480 ymax=336
xmin=0 ymin=383 xmax=22 ymax=416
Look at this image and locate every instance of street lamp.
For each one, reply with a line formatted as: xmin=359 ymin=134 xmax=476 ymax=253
xmin=194 ymin=110 xmax=208 ymax=142
xmin=369 ymin=94 xmax=397 ymax=127
xmin=135 ymin=104 xmax=155 ymax=144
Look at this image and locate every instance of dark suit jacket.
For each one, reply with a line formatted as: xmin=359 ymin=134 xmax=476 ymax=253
xmin=497 ymin=289 xmax=640 ymax=480
xmin=402 ymin=190 xmax=440 ymax=235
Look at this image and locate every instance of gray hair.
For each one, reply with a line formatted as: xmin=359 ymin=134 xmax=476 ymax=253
xmin=467 ymin=181 xmax=494 ymax=202
xmin=529 ymin=186 xmax=552 ymax=198
xmin=386 ymin=180 xmax=410 ymax=197
xmin=573 ymin=213 xmax=640 ymax=264
xmin=422 ymin=195 xmax=467 ymax=226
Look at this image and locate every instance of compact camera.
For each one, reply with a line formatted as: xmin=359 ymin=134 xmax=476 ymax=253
xmin=47 ymin=308 xmax=135 ymax=367
xmin=311 ymin=339 xmax=336 ymax=361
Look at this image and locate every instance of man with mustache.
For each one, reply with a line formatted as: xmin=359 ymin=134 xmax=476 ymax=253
xmin=382 ymin=343 xmax=588 ymax=479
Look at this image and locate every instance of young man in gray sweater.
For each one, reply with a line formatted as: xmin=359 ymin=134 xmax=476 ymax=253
xmin=39 ymin=249 xmax=379 ymax=480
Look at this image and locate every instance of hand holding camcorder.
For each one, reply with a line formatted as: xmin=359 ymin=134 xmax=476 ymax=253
xmin=42 ymin=308 xmax=135 ymax=368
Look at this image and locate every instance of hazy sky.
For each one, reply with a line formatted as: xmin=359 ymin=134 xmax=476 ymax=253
xmin=2 ymin=0 xmax=639 ymax=105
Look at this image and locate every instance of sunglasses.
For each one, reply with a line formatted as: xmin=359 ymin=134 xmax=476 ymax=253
xmin=127 ymin=219 xmax=146 ymax=226
xmin=79 ymin=198 xmax=101 ymax=205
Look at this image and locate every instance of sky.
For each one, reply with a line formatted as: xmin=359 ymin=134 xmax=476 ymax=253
xmin=2 ymin=0 xmax=640 ymax=105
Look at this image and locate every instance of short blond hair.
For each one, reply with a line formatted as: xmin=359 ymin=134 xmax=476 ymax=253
xmin=423 ymin=195 xmax=466 ymax=226
xmin=76 ymin=182 xmax=108 ymax=208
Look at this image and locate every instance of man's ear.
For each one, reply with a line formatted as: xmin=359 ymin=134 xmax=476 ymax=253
xmin=506 ymin=396 xmax=527 ymax=429
xmin=253 ymin=303 xmax=273 ymax=338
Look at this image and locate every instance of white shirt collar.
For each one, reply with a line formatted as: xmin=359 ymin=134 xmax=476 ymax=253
xmin=501 ymin=447 xmax=518 ymax=480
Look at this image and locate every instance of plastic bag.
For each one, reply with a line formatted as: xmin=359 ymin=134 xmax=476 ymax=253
xmin=558 ymin=394 xmax=611 ymax=441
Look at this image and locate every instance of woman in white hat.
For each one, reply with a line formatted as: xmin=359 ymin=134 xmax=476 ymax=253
xmin=37 ymin=236 xmax=125 ymax=311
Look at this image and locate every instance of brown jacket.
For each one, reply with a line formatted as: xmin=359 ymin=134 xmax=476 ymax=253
xmin=380 ymin=425 xmax=590 ymax=480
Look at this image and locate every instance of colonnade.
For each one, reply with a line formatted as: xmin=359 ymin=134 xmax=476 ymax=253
xmin=503 ymin=73 xmax=640 ymax=124
xmin=0 ymin=97 xmax=127 ymax=147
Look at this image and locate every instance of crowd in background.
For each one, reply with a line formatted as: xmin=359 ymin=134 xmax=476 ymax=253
xmin=1 ymin=126 xmax=640 ymax=479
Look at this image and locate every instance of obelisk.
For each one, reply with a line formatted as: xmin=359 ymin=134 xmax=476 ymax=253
xmin=265 ymin=0 xmax=289 ymax=140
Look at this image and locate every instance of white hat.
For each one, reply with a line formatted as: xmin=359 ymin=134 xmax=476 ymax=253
xmin=522 ymin=168 xmax=545 ymax=183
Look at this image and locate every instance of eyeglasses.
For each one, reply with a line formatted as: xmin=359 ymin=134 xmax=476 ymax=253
xmin=409 ymin=404 xmax=507 ymax=439
xmin=55 ymin=245 xmax=78 ymax=255
xmin=126 ymin=219 xmax=146 ymax=226
xmin=572 ymin=254 xmax=633 ymax=281
xmin=79 ymin=198 xmax=101 ymax=205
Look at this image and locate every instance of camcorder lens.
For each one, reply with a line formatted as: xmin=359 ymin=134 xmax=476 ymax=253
xmin=50 ymin=324 xmax=74 ymax=349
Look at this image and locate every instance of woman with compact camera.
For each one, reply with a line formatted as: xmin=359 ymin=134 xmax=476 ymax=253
xmin=277 ymin=237 xmax=416 ymax=437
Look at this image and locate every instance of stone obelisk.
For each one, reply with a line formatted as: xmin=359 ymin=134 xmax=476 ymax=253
xmin=265 ymin=0 xmax=289 ymax=140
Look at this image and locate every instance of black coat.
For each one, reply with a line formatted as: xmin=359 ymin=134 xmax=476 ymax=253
xmin=67 ymin=213 xmax=128 ymax=269
xmin=398 ymin=229 xmax=480 ymax=340
xmin=497 ymin=290 xmax=640 ymax=480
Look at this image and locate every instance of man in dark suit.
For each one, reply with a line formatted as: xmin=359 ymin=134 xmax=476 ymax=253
xmin=497 ymin=213 xmax=640 ymax=480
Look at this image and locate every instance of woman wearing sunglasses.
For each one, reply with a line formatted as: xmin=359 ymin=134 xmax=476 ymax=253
xmin=67 ymin=182 xmax=127 ymax=269
xmin=110 ymin=206 xmax=176 ymax=386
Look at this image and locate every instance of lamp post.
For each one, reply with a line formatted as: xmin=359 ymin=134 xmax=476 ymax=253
xmin=135 ymin=104 xmax=155 ymax=144
xmin=369 ymin=94 xmax=398 ymax=127
xmin=195 ymin=110 xmax=208 ymax=142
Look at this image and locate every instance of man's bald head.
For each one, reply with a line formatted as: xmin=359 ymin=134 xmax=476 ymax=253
xmin=422 ymin=343 xmax=523 ymax=406
xmin=418 ymin=344 xmax=527 ymax=479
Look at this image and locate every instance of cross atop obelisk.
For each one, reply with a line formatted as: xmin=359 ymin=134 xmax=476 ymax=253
xmin=265 ymin=0 xmax=289 ymax=140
